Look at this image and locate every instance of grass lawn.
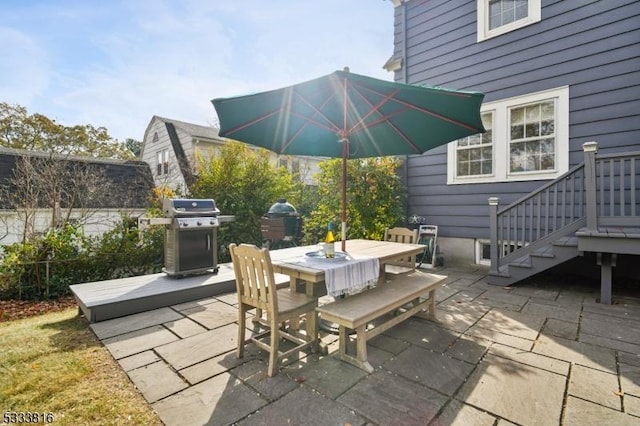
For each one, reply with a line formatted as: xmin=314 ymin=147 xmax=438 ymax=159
xmin=0 ymin=308 xmax=161 ymax=425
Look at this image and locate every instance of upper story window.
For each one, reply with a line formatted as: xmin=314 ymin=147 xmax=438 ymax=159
xmin=477 ymin=0 xmax=541 ymax=42
xmin=291 ymin=159 xmax=300 ymax=174
xmin=152 ymin=132 xmax=159 ymax=143
xmin=157 ymin=149 xmax=169 ymax=175
xmin=447 ymin=86 xmax=569 ymax=184
xmin=278 ymin=156 xmax=301 ymax=174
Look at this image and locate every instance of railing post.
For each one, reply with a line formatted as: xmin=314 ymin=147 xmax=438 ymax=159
xmin=488 ymin=197 xmax=500 ymax=274
xmin=583 ymin=142 xmax=598 ymax=231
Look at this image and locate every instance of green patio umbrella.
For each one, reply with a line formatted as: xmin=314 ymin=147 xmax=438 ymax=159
xmin=212 ymin=69 xmax=485 ymax=250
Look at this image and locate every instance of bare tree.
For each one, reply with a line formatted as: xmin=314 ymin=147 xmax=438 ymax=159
xmin=2 ymin=151 xmax=152 ymax=243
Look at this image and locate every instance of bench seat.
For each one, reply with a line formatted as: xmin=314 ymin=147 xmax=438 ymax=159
xmin=316 ymin=270 xmax=446 ymax=372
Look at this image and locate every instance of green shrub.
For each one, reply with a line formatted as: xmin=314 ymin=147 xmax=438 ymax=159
xmin=190 ymin=141 xmax=307 ymax=262
xmin=0 ymin=145 xmax=407 ymax=301
xmin=0 ymin=218 xmax=163 ymax=300
xmin=302 ymin=157 xmax=406 ymax=244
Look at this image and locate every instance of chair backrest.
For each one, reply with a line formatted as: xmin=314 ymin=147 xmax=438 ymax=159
xmin=384 ymin=227 xmax=419 ymax=267
xmin=229 ymin=243 xmax=278 ymax=312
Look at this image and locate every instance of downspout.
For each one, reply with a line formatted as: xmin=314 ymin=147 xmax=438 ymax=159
xmin=401 ymin=1 xmax=408 ymax=84
xmin=400 ymin=1 xmax=411 ymax=220
xmin=386 ymin=0 xmax=411 ymax=222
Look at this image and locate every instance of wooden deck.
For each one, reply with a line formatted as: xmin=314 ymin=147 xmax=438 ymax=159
xmin=70 ymin=262 xmax=288 ymax=322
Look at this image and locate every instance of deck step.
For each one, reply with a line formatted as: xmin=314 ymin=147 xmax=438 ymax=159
xmin=70 ymin=262 xmax=289 ymax=322
xmin=553 ymin=236 xmax=578 ymax=247
xmin=509 ymin=255 xmax=532 ymax=268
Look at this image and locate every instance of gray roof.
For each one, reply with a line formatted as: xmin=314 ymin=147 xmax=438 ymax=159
xmin=153 ymin=116 xmax=223 ymax=142
xmin=0 ymin=147 xmax=155 ymax=209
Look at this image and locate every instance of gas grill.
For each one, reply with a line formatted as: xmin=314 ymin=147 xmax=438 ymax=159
xmin=162 ymin=198 xmax=221 ymax=276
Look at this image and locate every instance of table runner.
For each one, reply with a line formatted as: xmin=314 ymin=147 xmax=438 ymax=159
xmin=288 ymin=252 xmax=380 ymax=297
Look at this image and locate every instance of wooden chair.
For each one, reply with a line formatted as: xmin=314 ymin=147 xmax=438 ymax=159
xmin=383 ymin=227 xmax=419 ymax=275
xmin=229 ymin=243 xmax=318 ymax=377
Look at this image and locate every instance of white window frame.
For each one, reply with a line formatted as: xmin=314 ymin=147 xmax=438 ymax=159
xmin=476 ymin=239 xmax=491 ymax=265
xmin=454 ymin=111 xmax=495 ymax=179
xmin=157 ymin=149 xmax=170 ymax=175
xmin=475 ymin=238 xmax=525 ymax=265
xmin=477 ymin=0 xmax=541 ymax=42
xmin=163 ymin=149 xmax=170 ymax=174
xmin=156 ymin=151 xmax=163 ymax=176
xmin=447 ymin=86 xmax=569 ymax=184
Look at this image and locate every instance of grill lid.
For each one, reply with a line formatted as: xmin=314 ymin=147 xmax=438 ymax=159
xmin=267 ymin=198 xmax=298 ymax=217
xmin=163 ymin=198 xmax=220 ymax=217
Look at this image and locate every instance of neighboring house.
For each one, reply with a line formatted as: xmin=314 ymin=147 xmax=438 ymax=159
xmin=387 ymin=1 xmax=639 ymax=291
xmin=0 ymin=147 xmax=154 ymax=245
xmin=140 ymin=116 xmax=323 ymax=193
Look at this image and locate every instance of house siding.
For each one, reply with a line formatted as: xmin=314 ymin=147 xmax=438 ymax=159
xmin=140 ymin=117 xmax=185 ymax=191
xmin=141 ymin=116 xmax=325 ymax=192
xmin=394 ymin=0 xmax=640 ymax=244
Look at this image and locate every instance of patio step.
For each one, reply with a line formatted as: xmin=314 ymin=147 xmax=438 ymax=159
xmin=70 ymin=262 xmax=289 ymax=322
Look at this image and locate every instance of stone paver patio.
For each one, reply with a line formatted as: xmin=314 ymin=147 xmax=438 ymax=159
xmin=89 ymin=264 xmax=640 ymax=425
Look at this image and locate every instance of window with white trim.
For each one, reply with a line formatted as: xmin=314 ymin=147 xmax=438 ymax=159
xmin=157 ymin=149 xmax=169 ymax=175
xmin=476 ymin=239 xmax=491 ymax=265
xmin=456 ymin=112 xmax=494 ymax=178
xmin=508 ymin=101 xmax=555 ymax=173
xmin=477 ymin=0 xmax=541 ymax=42
xmin=447 ymin=86 xmax=569 ymax=184
xmin=475 ymin=239 xmax=524 ymax=265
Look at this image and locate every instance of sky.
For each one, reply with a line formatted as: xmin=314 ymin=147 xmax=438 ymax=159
xmin=0 ymin=0 xmax=396 ymax=142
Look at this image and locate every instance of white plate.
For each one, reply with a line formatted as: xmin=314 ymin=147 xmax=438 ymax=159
xmin=305 ymin=251 xmax=348 ymax=261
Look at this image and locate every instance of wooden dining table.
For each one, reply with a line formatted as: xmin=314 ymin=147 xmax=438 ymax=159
xmin=269 ymin=238 xmax=426 ymax=297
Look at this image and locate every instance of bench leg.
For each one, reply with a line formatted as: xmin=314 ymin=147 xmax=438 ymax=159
xmin=335 ymin=324 xmax=373 ymax=373
xmin=428 ymin=289 xmax=437 ymax=319
xmin=355 ymin=324 xmax=371 ymax=369
xmin=338 ymin=325 xmax=348 ymax=356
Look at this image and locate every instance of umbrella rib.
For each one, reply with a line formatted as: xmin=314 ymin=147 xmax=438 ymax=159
xmin=351 ymin=82 xmax=482 ymax=133
xmin=393 ymin=98 xmax=482 ymax=132
xmin=293 ymin=91 xmax=341 ymax=132
xmin=223 ymin=109 xmax=282 ymax=136
xmin=347 ymin=88 xmax=401 ymax=134
xmin=343 ymin=84 xmax=420 ymax=153
xmin=345 ymin=81 xmax=483 ymax=154
xmin=281 ymin=91 xmax=342 ymax=150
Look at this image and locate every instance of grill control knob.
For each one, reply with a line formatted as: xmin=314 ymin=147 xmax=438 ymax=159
xmin=197 ymin=221 xmax=202 ymax=226
xmin=210 ymin=220 xmax=215 ymax=225
xmin=182 ymin=222 xmax=188 ymax=227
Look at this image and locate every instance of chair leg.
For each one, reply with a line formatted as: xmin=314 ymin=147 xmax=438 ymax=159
xmin=237 ymin=305 xmax=246 ymax=358
xmin=267 ymin=317 xmax=279 ymax=377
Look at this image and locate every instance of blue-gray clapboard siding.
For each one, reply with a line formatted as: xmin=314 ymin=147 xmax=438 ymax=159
xmin=393 ymin=0 xmax=640 ymax=240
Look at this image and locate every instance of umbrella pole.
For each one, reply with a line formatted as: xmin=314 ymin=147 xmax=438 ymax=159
xmin=341 ymin=148 xmax=347 ymax=252
xmin=341 ymin=70 xmax=349 ymax=252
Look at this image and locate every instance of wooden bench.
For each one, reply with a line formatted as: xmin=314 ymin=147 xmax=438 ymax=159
xmin=316 ymin=270 xmax=446 ymax=372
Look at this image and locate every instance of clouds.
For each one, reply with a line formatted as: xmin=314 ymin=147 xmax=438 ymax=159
xmin=0 ymin=0 xmax=394 ymax=141
xmin=0 ymin=27 xmax=50 ymax=105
